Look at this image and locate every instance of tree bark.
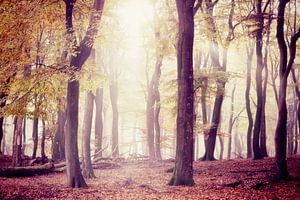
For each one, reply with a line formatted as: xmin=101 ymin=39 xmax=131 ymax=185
xmin=32 ymin=117 xmax=38 ymax=159
xmin=227 ymin=85 xmax=236 ymax=160
xmin=94 ymin=88 xmax=104 ymax=158
xmin=12 ymin=117 xmax=23 ymax=167
xmin=0 ymin=93 xmax=6 ymax=154
xmin=275 ymin=0 xmax=300 ymax=180
xmin=52 ymin=98 xmax=66 ymax=161
xmin=252 ymin=0 xmax=264 ymax=160
xmin=154 ymin=90 xmax=162 ymax=160
xmin=82 ymin=91 xmax=96 ymax=179
xmin=168 ymin=0 xmax=195 ymax=186
xmin=40 ymin=120 xmax=45 ymax=160
xmin=147 ymin=54 xmax=163 ymax=160
xmin=110 ymin=83 xmax=119 ymax=158
xmin=64 ymin=0 xmax=105 ymax=188
xmin=245 ymin=44 xmax=254 ymax=159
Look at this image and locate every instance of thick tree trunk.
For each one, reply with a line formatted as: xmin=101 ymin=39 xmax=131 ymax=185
xmin=64 ymin=0 xmax=105 ymax=188
xmin=82 ymin=91 xmax=96 ymax=179
xmin=12 ymin=117 xmax=23 ymax=167
xmin=218 ymin=136 xmax=223 ymax=160
xmin=252 ymin=0 xmax=264 ymax=160
xmin=110 ymin=83 xmax=119 ymax=158
xmin=94 ymin=88 xmax=104 ymax=157
xmin=32 ymin=117 xmax=38 ymax=159
xmin=168 ymin=0 xmax=195 ymax=186
xmin=245 ymin=45 xmax=254 ymax=159
xmin=66 ymin=80 xmax=87 ymax=187
xmin=275 ymin=0 xmax=300 ymax=180
xmin=0 ymin=163 xmax=54 ymax=178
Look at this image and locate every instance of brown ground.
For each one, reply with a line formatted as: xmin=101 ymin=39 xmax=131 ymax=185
xmin=0 ymin=155 xmax=299 ymax=199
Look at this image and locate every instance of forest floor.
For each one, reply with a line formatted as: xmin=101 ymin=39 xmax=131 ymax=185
xmin=0 ymin=155 xmax=299 ymax=200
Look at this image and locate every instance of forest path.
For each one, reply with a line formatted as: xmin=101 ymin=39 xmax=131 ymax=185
xmin=0 ymin=156 xmax=299 ymax=199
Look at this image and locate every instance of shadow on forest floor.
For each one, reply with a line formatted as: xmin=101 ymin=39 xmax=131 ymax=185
xmin=0 ymin=155 xmax=299 ymax=199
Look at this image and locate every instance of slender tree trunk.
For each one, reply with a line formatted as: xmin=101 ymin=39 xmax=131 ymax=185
xmin=245 ymin=45 xmax=254 ymax=158
xmin=22 ymin=118 xmax=26 ymax=156
xmin=0 ymin=93 xmax=6 ymax=154
xmin=41 ymin=120 xmax=46 ymax=159
xmin=12 ymin=117 xmax=23 ymax=167
xmin=1 ymin=118 xmax=6 ymax=154
xmin=294 ymin=101 xmax=299 ymax=154
xmin=227 ymin=85 xmax=236 ymax=160
xmin=52 ymin=98 xmax=66 ymax=161
xmin=32 ymin=117 xmax=38 ymax=159
xmin=82 ymin=91 xmax=96 ymax=179
xmin=260 ymin=17 xmax=271 ymax=158
xmin=252 ymin=0 xmax=264 ymax=160
xmin=94 ymin=88 xmax=103 ymax=157
xmin=110 ymin=83 xmax=119 ymax=158
xmin=146 ymin=86 xmax=155 ymax=159
xmin=168 ymin=0 xmax=195 ymax=186
xmin=154 ymin=91 xmax=162 ymax=160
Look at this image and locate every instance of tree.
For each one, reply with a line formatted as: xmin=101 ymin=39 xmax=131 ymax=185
xmin=82 ymin=91 xmax=96 ymax=178
xmin=168 ymin=0 xmax=195 ymax=186
xmin=12 ymin=117 xmax=23 ymax=167
xmin=252 ymin=0 xmax=270 ymax=160
xmin=52 ymin=98 xmax=66 ymax=161
xmin=94 ymin=88 xmax=104 ymax=157
xmin=64 ymin=0 xmax=105 ymax=188
xmin=275 ymin=0 xmax=300 ymax=180
xmin=245 ymin=42 xmax=254 ymax=158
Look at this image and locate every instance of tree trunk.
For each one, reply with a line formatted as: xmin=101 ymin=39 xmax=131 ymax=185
xmin=64 ymin=0 xmax=105 ymax=188
xmin=110 ymin=83 xmax=119 ymax=158
xmin=168 ymin=0 xmax=195 ymax=186
xmin=12 ymin=117 xmax=23 ymax=167
xmin=0 ymin=163 xmax=54 ymax=178
xmin=1 ymin=118 xmax=6 ymax=154
xmin=52 ymin=98 xmax=66 ymax=161
xmin=41 ymin=120 xmax=46 ymax=159
xmin=218 ymin=136 xmax=223 ymax=160
xmin=275 ymin=0 xmax=300 ymax=180
xmin=245 ymin=44 xmax=254 ymax=159
xmin=227 ymin=85 xmax=236 ymax=160
xmin=147 ymin=53 xmax=163 ymax=160
xmin=82 ymin=91 xmax=96 ymax=179
xmin=0 ymin=93 xmax=6 ymax=154
xmin=32 ymin=117 xmax=38 ymax=159
xmin=294 ymin=101 xmax=299 ymax=154
xmin=154 ymin=91 xmax=162 ymax=160
xmin=94 ymin=88 xmax=104 ymax=157
xmin=66 ymin=80 xmax=87 ymax=187
xmin=146 ymin=85 xmax=155 ymax=159
xmin=22 ymin=118 xmax=26 ymax=156
xmin=252 ymin=0 xmax=264 ymax=160
xmin=260 ymin=16 xmax=271 ymax=158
